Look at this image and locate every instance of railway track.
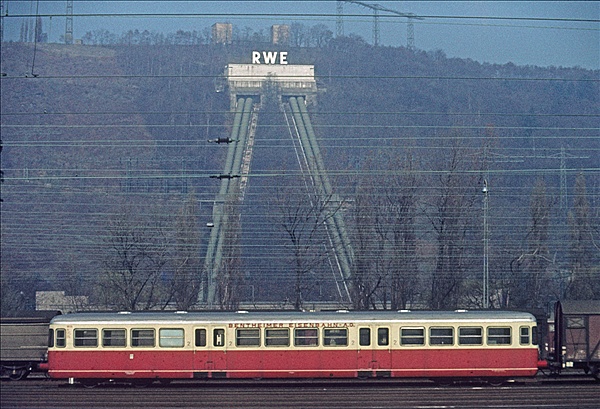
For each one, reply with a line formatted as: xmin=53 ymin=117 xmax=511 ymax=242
xmin=2 ymin=377 xmax=598 ymax=409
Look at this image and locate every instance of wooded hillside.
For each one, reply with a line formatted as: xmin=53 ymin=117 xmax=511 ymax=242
xmin=1 ymin=39 xmax=598 ymax=311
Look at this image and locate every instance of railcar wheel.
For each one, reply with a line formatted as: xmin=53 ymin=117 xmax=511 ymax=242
xmin=79 ymin=379 xmax=99 ymax=388
xmin=487 ymin=378 xmax=508 ymax=387
xmin=8 ymin=368 xmax=30 ymax=381
xmin=132 ymin=379 xmax=153 ymax=388
xmin=590 ymin=365 xmax=599 ymax=381
xmin=433 ymin=378 xmax=453 ymax=387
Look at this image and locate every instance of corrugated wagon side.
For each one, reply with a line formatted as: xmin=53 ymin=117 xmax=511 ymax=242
xmin=1 ymin=311 xmax=60 ymax=380
xmin=549 ymin=300 xmax=600 ymax=380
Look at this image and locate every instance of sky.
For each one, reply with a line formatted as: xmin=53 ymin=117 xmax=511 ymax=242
xmin=1 ymin=1 xmax=599 ymax=69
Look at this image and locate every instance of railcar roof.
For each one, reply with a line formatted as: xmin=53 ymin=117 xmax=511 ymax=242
xmin=1 ymin=310 xmax=61 ymax=323
xmin=50 ymin=310 xmax=536 ymax=325
xmin=560 ymin=300 xmax=600 ymax=315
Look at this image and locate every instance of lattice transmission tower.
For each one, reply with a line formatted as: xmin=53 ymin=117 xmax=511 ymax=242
xmin=65 ymin=0 xmax=73 ymax=44
xmin=341 ymin=1 xmax=423 ymax=49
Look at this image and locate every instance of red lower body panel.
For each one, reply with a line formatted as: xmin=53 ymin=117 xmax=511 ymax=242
xmin=48 ymin=348 xmax=539 ymax=380
xmin=49 ymin=350 xmax=195 ymax=379
xmin=390 ymin=349 xmax=539 ymax=378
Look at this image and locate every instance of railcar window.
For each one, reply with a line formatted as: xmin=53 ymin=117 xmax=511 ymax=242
xmin=520 ymin=327 xmax=530 ymax=345
xmin=74 ymin=329 xmax=98 ymax=347
xmin=56 ymin=329 xmax=66 ymax=347
xmin=265 ymin=329 xmax=290 ymax=346
xmin=213 ymin=329 xmax=225 ymax=347
xmin=48 ymin=329 xmax=54 ymax=348
xmin=458 ymin=327 xmax=482 ymax=345
xmin=487 ymin=327 xmax=511 ymax=345
xmin=323 ymin=328 xmax=348 ymax=346
xmin=377 ymin=328 xmax=389 ymax=346
xmin=131 ymin=329 xmax=155 ymax=347
xmin=359 ymin=328 xmax=371 ymax=346
xmin=429 ymin=327 xmax=454 ymax=346
xmin=195 ymin=328 xmax=207 ymax=347
xmin=159 ymin=328 xmax=185 ymax=348
xmin=294 ymin=328 xmax=319 ymax=346
xmin=532 ymin=326 xmax=538 ymax=345
xmin=103 ymin=329 xmax=126 ymax=347
xmin=400 ymin=328 xmax=425 ymax=346
xmin=236 ymin=329 xmax=260 ymax=347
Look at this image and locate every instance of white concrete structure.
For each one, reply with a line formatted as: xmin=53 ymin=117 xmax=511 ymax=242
xmin=225 ymin=62 xmax=317 ymax=107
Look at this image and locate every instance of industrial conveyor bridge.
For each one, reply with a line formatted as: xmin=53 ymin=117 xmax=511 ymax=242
xmin=202 ymin=62 xmax=353 ymax=306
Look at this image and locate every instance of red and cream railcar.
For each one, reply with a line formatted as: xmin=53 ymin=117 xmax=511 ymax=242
xmin=47 ymin=310 xmax=541 ymax=384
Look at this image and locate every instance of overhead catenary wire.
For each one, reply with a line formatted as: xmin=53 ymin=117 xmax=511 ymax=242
xmin=2 ymin=73 xmax=598 ymax=81
xmin=3 ymin=11 xmax=598 ymax=24
xmin=2 ymin=110 xmax=599 ymax=118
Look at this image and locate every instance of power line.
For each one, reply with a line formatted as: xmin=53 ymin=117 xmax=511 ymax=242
xmin=2 ymin=73 xmax=598 ymax=81
xmin=3 ymin=12 xmax=598 ymax=24
xmin=2 ymin=110 xmax=598 ymax=118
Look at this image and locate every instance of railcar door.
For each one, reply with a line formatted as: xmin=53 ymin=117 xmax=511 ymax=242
xmin=210 ymin=327 xmax=227 ymax=377
xmin=357 ymin=327 xmax=373 ymax=377
xmin=564 ymin=316 xmax=590 ymax=364
xmin=356 ymin=326 xmax=392 ymax=377
xmin=373 ymin=327 xmax=392 ymax=376
xmin=192 ymin=327 xmax=208 ymax=377
xmin=192 ymin=327 xmax=227 ymax=378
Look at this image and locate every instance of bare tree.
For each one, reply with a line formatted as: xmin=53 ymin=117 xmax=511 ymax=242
xmin=215 ymin=192 xmax=244 ymax=310
xmin=385 ymin=153 xmax=419 ymax=309
xmin=274 ymin=182 xmax=335 ymax=310
xmin=349 ymin=151 xmax=420 ymax=310
xmin=0 ymin=272 xmax=30 ymax=312
xmin=99 ymin=208 xmax=170 ymax=311
xmin=510 ymin=178 xmax=557 ymax=309
xmin=171 ymin=193 xmax=202 ymax=310
xmin=310 ymin=24 xmax=333 ymax=48
xmin=427 ymin=139 xmax=481 ymax=310
xmin=290 ymin=23 xmax=308 ymax=47
xmin=567 ymin=173 xmax=600 ymax=299
xmin=351 ymin=178 xmax=384 ymax=310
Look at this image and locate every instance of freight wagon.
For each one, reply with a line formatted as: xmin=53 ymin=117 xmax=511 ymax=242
xmin=546 ymin=300 xmax=600 ymax=380
xmin=1 ymin=311 xmax=60 ymax=380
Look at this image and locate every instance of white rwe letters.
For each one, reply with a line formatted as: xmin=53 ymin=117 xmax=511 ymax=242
xmin=252 ymin=51 xmax=288 ymax=65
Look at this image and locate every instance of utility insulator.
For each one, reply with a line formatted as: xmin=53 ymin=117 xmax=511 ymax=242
xmin=208 ymin=137 xmax=236 ymax=144
xmin=210 ymin=174 xmax=240 ymax=180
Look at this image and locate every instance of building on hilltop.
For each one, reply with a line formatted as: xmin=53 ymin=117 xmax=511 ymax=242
xmin=225 ymin=62 xmax=317 ymax=108
xmin=271 ymin=25 xmax=290 ymax=45
xmin=212 ymin=23 xmax=233 ymax=45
